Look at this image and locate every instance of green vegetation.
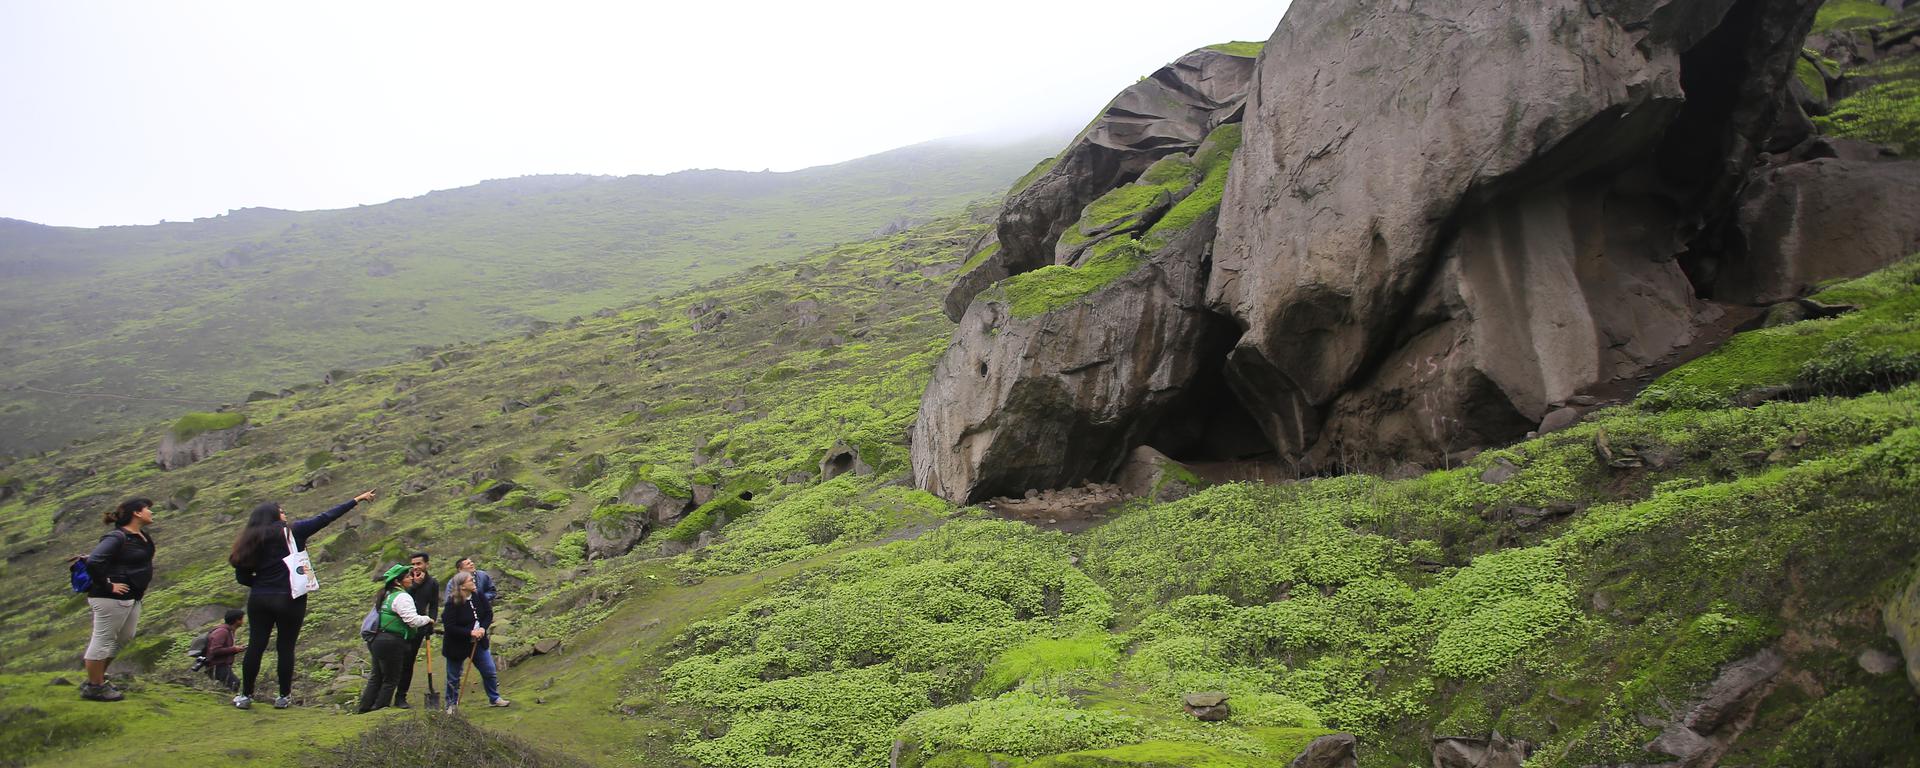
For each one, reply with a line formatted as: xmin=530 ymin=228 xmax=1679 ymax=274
xmin=1640 ymin=252 xmax=1920 ymax=408
xmin=1204 ymin=41 xmax=1266 ymax=58
xmin=1000 ymin=242 xmax=1146 ymax=318
xmin=1816 ymin=79 xmax=1920 ymax=156
xmin=1811 ymin=0 xmax=1896 ymax=33
xmin=166 ymin=411 xmax=245 ymax=440
xmin=0 ymin=138 xmax=1058 ymax=454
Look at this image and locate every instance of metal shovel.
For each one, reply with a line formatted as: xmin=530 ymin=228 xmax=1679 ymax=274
xmin=423 ymin=634 xmax=442 ymax=710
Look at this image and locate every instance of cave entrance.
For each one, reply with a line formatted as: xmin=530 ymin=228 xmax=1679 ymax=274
xmin=1144 ymin=312 xmax=1284 ymax=484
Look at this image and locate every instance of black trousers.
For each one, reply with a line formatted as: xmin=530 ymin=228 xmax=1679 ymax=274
xmin=357 ymin=632 xmax=409 ymax=713
xmin=242 ymin=593 xmax=307 ymax=699
xmin=392 ymin=633 xmax=425 ymax=704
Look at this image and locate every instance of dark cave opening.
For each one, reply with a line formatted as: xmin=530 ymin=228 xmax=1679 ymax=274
xmin=1145 ymin=312 xmax=1277 ymax=467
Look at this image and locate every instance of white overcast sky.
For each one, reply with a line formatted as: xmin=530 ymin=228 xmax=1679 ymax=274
xmin=0 ymin=1 xmax=1288 ymax=228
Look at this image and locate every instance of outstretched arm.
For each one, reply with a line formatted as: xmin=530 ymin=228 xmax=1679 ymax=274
xmin=288 ymin=489 xmax=376 ymax=541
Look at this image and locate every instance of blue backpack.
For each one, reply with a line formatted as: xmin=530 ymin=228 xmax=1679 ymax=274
xmin=69 ymin=557 xmax=91 ymax=593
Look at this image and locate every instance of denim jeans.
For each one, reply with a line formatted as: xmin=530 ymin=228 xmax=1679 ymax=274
xmin=443 ymin=646 xmax=501 ymax=705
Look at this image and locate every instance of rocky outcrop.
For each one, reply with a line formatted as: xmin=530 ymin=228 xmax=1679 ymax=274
xmin=1643 ymin=649 xmax=1785 ymax=766
xmin=1289 ymin=734 xmax=1359 ymax=768
xmin=1431 ymin=733 xmax=1531 ymax=768
xmin=819 ymin=440 xmax=873 ymax=481
xmin=1114 ymin=445 xmax=1201 ymax=504
xmin=1209 ymin=0 xmax=1820 ymax=469
xmin=1710 ymin=156 xmax=1920 ymax=304
xmin=912 ymin=128 xmax=1243 ymax=502
xmin=942 ymin=45 xmax=1258 ymax=320
xmin=157 ymin=419 xmax=247 ymax=470
xmin=620 ymin=478 xmax=693 ymax=525
xmin=585 ymin=507 xmax=648 ymax=561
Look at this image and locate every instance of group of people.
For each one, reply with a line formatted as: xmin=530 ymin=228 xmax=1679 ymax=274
xmin=77 ymin=490 xmax=510 ymax=713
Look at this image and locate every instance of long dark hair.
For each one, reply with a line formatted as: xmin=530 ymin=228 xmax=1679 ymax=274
xmin=104 ymin=497 xmax=151 ymax=527
xmin=374 ymin=571 xmax=407 ymax=611
xmin=228 ymin=502 xmax=286 ymax=568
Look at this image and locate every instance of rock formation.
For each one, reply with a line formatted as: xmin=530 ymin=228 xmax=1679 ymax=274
xmin=157 ymin=417 xmax=248 ymax=470
xmin=914 ymin=0 xmax=1920 ymax=502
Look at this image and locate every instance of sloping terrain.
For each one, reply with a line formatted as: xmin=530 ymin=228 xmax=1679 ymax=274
xmin=0 ymin=137 xmax=1055 ymax=454
xmin=2 ymin=3 xmax=1919 ymax=766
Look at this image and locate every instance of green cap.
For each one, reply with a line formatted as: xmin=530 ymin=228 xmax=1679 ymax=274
xmin=381 ymin=564 xmax=412 ymax=583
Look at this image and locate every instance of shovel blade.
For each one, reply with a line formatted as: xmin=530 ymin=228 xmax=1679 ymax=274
xmin=426 ymin=675 xmax=441 ymax=708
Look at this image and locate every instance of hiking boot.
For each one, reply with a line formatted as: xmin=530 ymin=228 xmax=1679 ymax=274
xmin=391 ymin=699 xmax=412 ymax=709
xmin=444 ymin=704 xmax=457 ymax=716
xmin=80 ymin=683 xmax=124 ymax=702
xmin=488 ymin=698 xmax=511 ymax=707
xmin=273 ymin=695 xmax=291 ymax=709
xmin=233 ymin=694 xmax=252 ymax=709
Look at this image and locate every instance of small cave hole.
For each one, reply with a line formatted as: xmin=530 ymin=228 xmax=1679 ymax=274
xmin=1146 ymin=313 xmax=1283 ymax=484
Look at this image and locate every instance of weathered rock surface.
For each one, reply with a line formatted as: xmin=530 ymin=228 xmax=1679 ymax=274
xmin=1431 ymin=732 xmax=1531 ymax=768
xmin=620 ymin=478 xmax=693 ymax=525
xmin=1289 ymin=733 xmax=1359 ymax=768
xmin=157 ymin=422 xmax=247 ymax=470
xmin=1209 ymin=0 xmax=1819 ymax=470
xmin=912 ymin=168 xmax=1233 ymax=502
xmin=1115 ymin=445 xmax=1201 ymax=504
xmin=820 ymin=440 xmax=874 ymax=481
xmin=1181 ymin=691 xmax=1231 ymax=721
xmin=942 ymin=46 xmax=1257 ymax=320
xmin=1643 ymin=648 xmax=1785 ymax=766
xmin=1711 ymin=157 xmax=1920 ymax=304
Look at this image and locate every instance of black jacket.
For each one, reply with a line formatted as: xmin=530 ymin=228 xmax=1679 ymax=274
xmin=439 ymin=592 xmax=493 ymax=661
xmin=407 ymin=573 xmax=441 ymax=621
xmin=233 ymin=499 xmax=358 ymax=596
xmin=86 ymin=528 xmax=155 ymax=601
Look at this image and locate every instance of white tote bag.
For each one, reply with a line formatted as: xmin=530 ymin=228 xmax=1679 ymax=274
xmin=283 ymin=527 xmax=319 ymax=598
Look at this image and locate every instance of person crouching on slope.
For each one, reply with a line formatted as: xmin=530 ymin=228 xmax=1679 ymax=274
xmin=441 ymin=570 xmax=509 ymax=712
xmin=228 ymin=489 xmax=376 ymax=710
xmin=359 ymin=564 xmax=435 ymax=713
xmin=206 ymin=609 xmax=247 ymax=692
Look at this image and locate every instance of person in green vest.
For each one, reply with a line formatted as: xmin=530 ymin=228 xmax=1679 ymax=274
xmin=356 ymin=564 xmax=433 ymax=713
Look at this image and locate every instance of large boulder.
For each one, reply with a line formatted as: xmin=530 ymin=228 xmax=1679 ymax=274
xmin=1207 ymin=0 xmax=1820 ymax=469
xmin=912 ymin=128 xmax=1242 ymax=503
xmin=157 ymin=413 xmax=248 ymax=470
xmin=942 ymin=45 xmax=1258 ymax=319
xmin=1710 ymin=157 xmax=1920 ymax=304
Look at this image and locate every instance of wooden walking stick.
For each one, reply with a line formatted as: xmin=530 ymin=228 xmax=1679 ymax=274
xmin=423 ymin=633 xmax=441 ymax=710
xmin=454 ymin=641 xmax=476 ymax=715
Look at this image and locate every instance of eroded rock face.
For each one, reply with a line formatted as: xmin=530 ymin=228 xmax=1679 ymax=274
xmin=1888 ymin=566 xmax=1920 ymax=696
xmin=1432 ymin=733 xmax=1531 ymax=768
xmin=1643 ymin=648 xmax=1785 ymax=767
xmin=942 ymin=46 xmax=1257 ymax=320
xmin=1712 ymin=157 xmax=1920 ymax=304
xmin=1208 ymin=0 xmax=1819 ymax=469
xmin=1289 ymin=733 xmax=1359 ymax=768
xmin=912 ymin=128 xmax=1240 ymax=502
xmin=157 ymin=423 xmax=247 ymax=470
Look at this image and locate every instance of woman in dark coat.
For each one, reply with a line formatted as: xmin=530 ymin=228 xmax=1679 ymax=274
xmin=441 ymin=570 xmax=510 ymax=712
xmin=227 ymin=489 xmax=375 ymax=709
xmin=80 ymin=498 xmax=156 ymax=702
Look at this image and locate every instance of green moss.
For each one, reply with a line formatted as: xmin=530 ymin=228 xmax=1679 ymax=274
xmin=167 ymin=411 xmax=245 ymax=440
xmin=1641 ymin=252 xmax=1920 ymax=407
xmin=1795 ymin=54 xmax=1828 ymax=104
xmin=1815 ymin=79 xmax=1920 ymax=156
xmin=1203 ymin=41 xmax=1265 ymax=59
xmin=900 ymin=691 xmax=1145 ymax=758
xmin=1027 ymin=740 xmax=1274 ymax=767
xmin=1759 ymin=678 xmax=1920 ymax=767
xmin=304 ymin=450 xmax=334 ymax=470
xmin=1011 ymin=156 xmax=1062 ymax=197
xmin=1144 ymin=125 xmax=1242 ymax=247
xmin=976 ymin=632 xmax=1123 ymax=696
xmin=961 ymin=242 xmax=1002 ymax=272
xmin=1000 ymin=241 xmax=1144 ymax=319
xmin=1811 ymin=0 xmax=1895 ymax=33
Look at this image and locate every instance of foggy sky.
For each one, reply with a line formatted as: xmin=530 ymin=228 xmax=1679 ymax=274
xmin=0 ymin=1 xmax=1288 ymax=228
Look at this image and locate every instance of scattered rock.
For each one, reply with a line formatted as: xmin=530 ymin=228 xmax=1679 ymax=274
xmin=1479 ymin=458 xmax=1519 ymax=485
xmin=1432 ymin=732 xmax=1531 ymax=768
xmin=585 ymin=505 xmax=649 ymax=561
xmin=1288 ymin=733 xmax=1358 ymax=768
xmin=48 ymin=677 xmax=73 ymax=686
xmin=688 ymin=299 xmax=729 ymax=332
xmin=1181 ymin=691 xmax=1231 ymax=721
xmin=1114 ymin=446 xmax=1201 ymax=503
xmin=157 ymin=418 xmax=248 ymax=470
xmin=1713 ymin=158 xmax=1920 ymax=305
xmin=1859 ymin=647 xmax=1902 ymax=676
xmin=1537 ymin=407 xmax=1583 ymax=435
xmin=819 ymin=440 xmax=873 ymax=481
xmin=1644 ymin=649 xmax=1785 ymax=766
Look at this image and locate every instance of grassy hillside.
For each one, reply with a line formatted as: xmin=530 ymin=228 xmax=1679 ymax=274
xmin=0 ymin=137 xmax=1056 ymax=454
xmin=1 ymin=179 xmax=1917 ymax=765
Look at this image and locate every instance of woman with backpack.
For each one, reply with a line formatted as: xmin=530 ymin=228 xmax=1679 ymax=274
xmin=440 ymin=570 xmax=509 ymax=712
xmin=357 ymin=564 xmax=434 ymax=713
xmin=80 ymin=498 xmax=156 ymax=702
xmin=228 ymin=489 xmax=375 ymax=710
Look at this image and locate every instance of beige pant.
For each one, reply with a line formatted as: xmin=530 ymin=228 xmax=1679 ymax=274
xmin=85 ymin=597 xmax=140 ymax=661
